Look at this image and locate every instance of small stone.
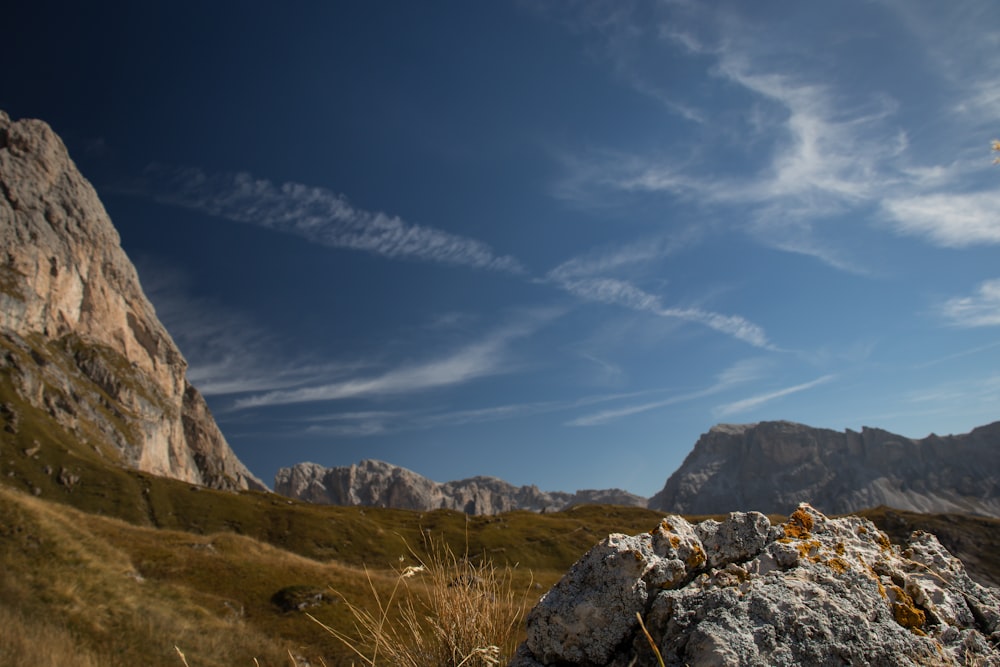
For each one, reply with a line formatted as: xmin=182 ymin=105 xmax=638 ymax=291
xmin=57 ymin=467 xmax=80 ymax=490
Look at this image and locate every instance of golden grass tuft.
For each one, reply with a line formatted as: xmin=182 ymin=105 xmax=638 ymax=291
xmin=314 ymin=532 xmax=531 ymax=667
xmin=0 ymin=604 xmax=106 ymax=667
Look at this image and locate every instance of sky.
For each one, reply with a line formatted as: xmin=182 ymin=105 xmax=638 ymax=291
xmin=4 ymin=1 xmax=1000 ymax=497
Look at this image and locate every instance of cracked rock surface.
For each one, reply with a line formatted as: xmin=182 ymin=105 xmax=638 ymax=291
xmin=0 ymin=110 xmax=265 ymax=491
xmin=511 ymin=504 xmax=1000 ymax=666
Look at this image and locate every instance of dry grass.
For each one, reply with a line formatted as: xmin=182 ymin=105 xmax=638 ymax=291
xmin=0 ymin=604 xmax=106 ymax=667
xmin=635 ymin=612 xmax=666 ymax=667
xmin=315 ymin=532 xmax=532 ymax=667
xmin=0 ymin=486 xmax=313 ymax=666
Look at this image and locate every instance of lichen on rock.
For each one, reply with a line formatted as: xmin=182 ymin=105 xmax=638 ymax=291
xmin=511 ymin=504 xmax=1000 ymax=666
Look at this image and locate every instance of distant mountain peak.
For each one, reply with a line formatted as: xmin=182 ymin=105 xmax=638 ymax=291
xmin=651 ymin=420 xmax=1000 ymax=517
xmin=275 ymin=459 xmax=647 ymax=515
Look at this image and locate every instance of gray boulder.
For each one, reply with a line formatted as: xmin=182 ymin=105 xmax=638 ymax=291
xmin=511 ymin=504 xmax=1000 ymax=666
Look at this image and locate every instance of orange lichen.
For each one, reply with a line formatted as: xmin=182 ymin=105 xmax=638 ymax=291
xmin=874 ymin=532 xmax=892 ymax=550
xmin=887 ymin=585 xmax=926 ymax=630
xmin=825 ymin=557 xmax=850 ymax=574
xmin=835 ymin=542 xmax=845 ymax=556
xmin=783 ymin=508 xmax=814 ymax=539
xmin=668 ymin=534 xmax=681 ymax=549
xmin=893 ymin=602 xmax=926 ymax=630
xmin=686 ymin=543 xmax=706 ymax=569
xmin=795 ymin=539 xmax=821 ymax=560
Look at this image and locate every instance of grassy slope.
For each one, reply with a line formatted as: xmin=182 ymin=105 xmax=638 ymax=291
xmin=0 ymin=479 xmax=674 ymax=666
xmin=3 ymin=471 xmax=998 ymax=667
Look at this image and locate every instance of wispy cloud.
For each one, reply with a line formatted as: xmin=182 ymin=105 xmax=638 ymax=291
xmin=546 ymin=233 xmax=699 ymax=282
xmin=913 ymin=339 xmax=1000 ymax=369
xmin=940 ymin=278 xmax=1000 ymax=327
xmin=550 ymin=272 xmax=771 ymax=348
xmin=137 ymin=259 xmax=353 ymax=396
xmin=713 ymin=374 xmax=835 ymax=418
xmin=568 ymin=358 xmax=770 ymax=426
xmin=233 ymin=316 xmax=548 ymax=409
xmin=136 ymin=166 xmax=526 ymax=274
xmin=544 ymin=232 xmax=771 ymax=348
xmin=550 ymin=2 xmax=1000 ymax=274
xmin=879 ymin=0 xmax=1000 ymax=126
xmin=882 ymin=192 xmax=1000 ymax=247
xmin=297 ymin=387 xmax=669 ymax=437
xmin=904 ymin=374 xmax=1000 ymax=406
xmin=301 ymin=411 xmax=406 ymax=437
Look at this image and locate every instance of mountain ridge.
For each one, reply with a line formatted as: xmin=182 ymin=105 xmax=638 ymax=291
xmin=278 ymin=419 xmax=1000 ymax=519
xmin=650 ymin=419 xmax=1000 ymax=517
xmin=275 ymin=458 xmax=648 ymax=514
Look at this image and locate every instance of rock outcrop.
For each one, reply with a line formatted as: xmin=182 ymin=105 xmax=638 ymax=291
xmin=275 ymin=459 xmax=647 ymax=515
xmin=0 ymin=110 xmax=264 ymax=491
xmin=650 ymin=420 xmax=1000 ymax=517
xmin=512 ymin=504 xmax=1000 ymax=666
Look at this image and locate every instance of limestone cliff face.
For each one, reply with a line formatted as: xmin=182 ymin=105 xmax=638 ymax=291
xmin=0 ymin=110 xmax=264 ymax=491
xmin=650 ymin=420 xmax=1000 ymax=517
xmin=275 ymin=460 xmax=647 ymax=515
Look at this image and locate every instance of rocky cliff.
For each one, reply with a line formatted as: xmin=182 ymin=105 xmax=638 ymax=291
xmin=0 ymin=110 xmax=264 ymax=491
xmin=650 ymin=420 xmax=1000 ymax=517
xmin=512 ymin=504 xmax=1000 ymax=666
xmin=275 ymin=459 xmax=647 ymax=515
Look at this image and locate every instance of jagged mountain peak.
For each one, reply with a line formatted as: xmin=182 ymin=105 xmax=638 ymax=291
xmin=650 ymin=419 xmax=1000 ymax=517
xmin=275 ymin=459 xmax=647 ymax=515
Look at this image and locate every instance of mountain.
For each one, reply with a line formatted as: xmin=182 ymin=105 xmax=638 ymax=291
xmin=650 ymin=420 xmax=1000 ymax=517
xmin=275 ymin=459 xmax=647 ymax=514
xmin=0 ymin=110 xmax=264 ymax=491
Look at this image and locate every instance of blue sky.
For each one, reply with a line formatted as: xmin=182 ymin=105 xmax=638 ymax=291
xmin=4 ymin=1 xmax=999 ymax=497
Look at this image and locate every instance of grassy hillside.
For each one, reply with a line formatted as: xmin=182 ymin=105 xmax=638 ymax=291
xmin=0 ymin=469 xmax=670 ymax=665
xmin=3 ymin=472 xmax=998 ymax=667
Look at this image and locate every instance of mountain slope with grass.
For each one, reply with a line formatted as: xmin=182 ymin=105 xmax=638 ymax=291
xmin=0 ymin=475 xmax=671 ymax=666
xmin=0 ymin=110 xmax=263 ymax=491
xmin=2 ymin=472 xmax=998 ymax=666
